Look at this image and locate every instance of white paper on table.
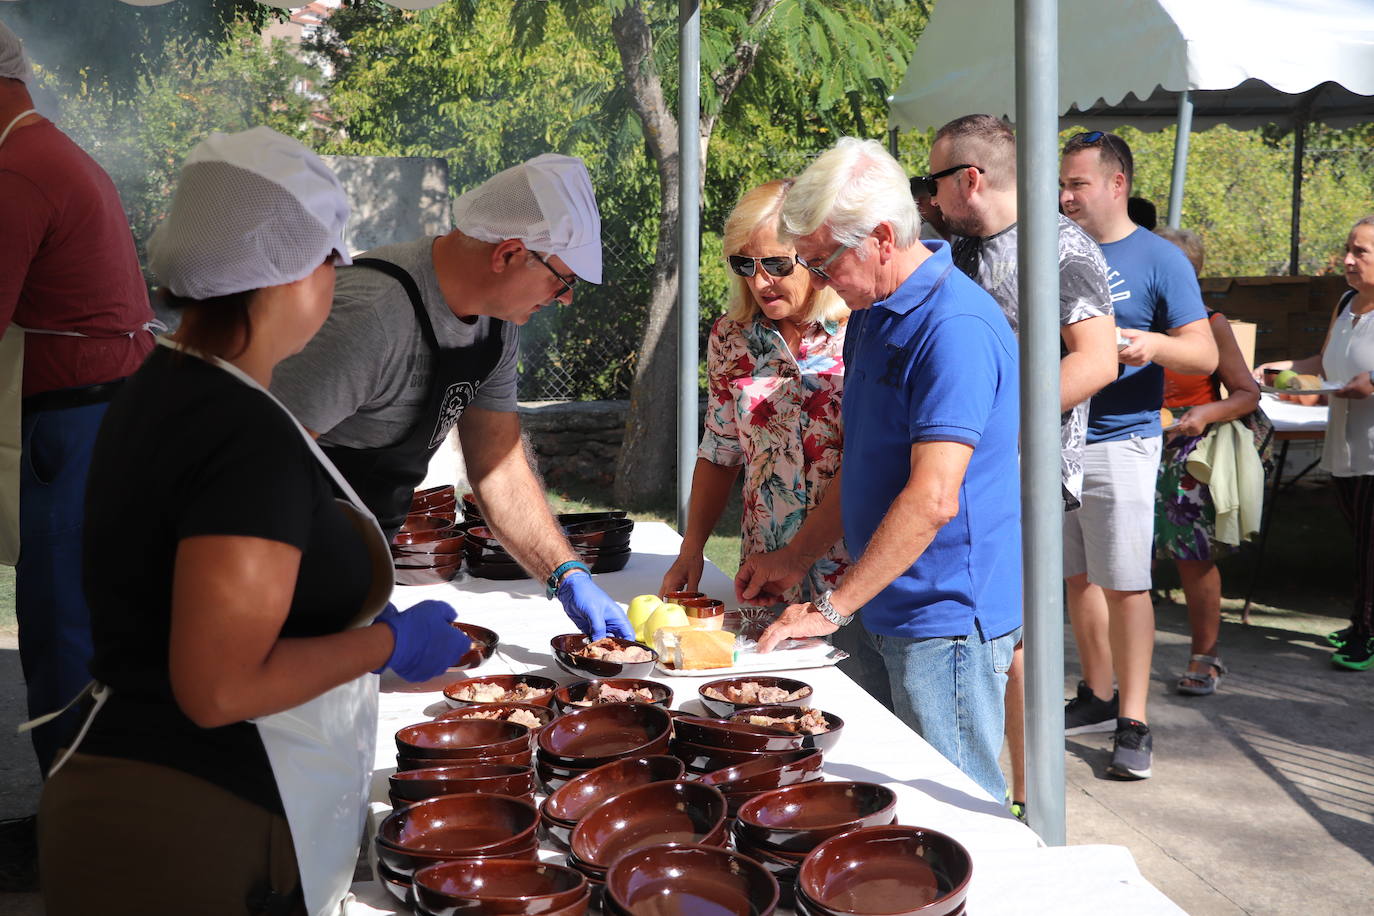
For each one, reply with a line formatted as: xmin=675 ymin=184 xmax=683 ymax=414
xmin=655 ymin=639 xmax=846 ymax=677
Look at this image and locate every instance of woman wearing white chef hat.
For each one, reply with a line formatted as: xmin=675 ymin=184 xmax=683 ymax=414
xmin=37 ymin=126 xmax=470 ymax=916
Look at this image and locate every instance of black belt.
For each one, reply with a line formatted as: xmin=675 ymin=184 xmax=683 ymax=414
xmin=22 ymin=380 xmax=126 ymax=415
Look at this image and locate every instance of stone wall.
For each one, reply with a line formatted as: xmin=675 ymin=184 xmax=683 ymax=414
xmin=518 ymin=400 xmax=630 ymax=493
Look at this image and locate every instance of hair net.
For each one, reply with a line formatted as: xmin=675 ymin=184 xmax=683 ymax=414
xmin=0 ymin=20 xmax=32 ymax=84
xmin=452 ymin=153 xmax=603 ymax=283
xmin=148 ymin=126 xmax=351 ymax=300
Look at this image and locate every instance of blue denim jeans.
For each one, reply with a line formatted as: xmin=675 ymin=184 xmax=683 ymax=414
xmin=17 ymin=401 xmax=108 ymax=775
xmin=831 ymin=613 xmax=894 ymax=712
xmin=878 ymin=624 xmax=1020 ymax=802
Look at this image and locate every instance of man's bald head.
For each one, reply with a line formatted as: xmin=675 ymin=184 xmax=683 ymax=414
xmin=934 ymin=114 xmax=1016 ymax=191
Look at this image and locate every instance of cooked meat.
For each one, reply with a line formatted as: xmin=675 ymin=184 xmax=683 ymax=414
xmin=575 ymin=637 xmax=653 ymax=664
xmin=744 ymin=708 xmax=829 ymax=735
xmin=453 ymin=681 xmax=550 ymax=703
xmin=703 ymin=681 xmax=811 ymax=705
xmin=572 ymin=682 xmax=657 ymax=706
xmin=454 ymin=707 xmax=544 ymax=729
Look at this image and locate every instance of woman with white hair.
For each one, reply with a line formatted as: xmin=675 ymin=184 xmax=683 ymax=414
xmin=660 ymin=179 xmax=861 ymax=667
xmin=38 ymin=128 xmax=468 ymax=915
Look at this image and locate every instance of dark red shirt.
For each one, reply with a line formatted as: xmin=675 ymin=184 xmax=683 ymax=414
xmin=0 ymin=118 xmax=153 ymax=397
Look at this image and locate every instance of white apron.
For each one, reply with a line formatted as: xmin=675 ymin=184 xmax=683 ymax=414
xmin=25 ymin=338 xmax=395 ymax=916
xmin=0 ymin=109 xmax=38 ymax=565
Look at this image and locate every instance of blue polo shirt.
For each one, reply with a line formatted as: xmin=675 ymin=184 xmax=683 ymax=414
xmin=1088 ymin=226 xmax=1206 ymax=442
xmin=841 ymin=241 xmax=1022 ymax=640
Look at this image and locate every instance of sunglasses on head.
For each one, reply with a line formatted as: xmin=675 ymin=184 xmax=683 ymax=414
xmin=913 ymin=163 xmax=985 ymax=197
xmin=727 ymin=254 xmax=800 ymax=278
xmin=1069 ymin=130 xmax=1126 ymax=164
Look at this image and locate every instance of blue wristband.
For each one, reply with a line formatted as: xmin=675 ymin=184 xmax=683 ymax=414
xmin=546 ymin=560 xmax=591 ymax=598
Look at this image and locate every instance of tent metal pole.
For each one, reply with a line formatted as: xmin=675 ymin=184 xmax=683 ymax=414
xmin=1289 ymin=118 xmax=1307 ymax=276
xmin=677 ymin=0 xmax=701 ymax=530
xmin=1015 ymin=0 xmax=1066 ymax=846
xmin=1166 ymin=90 xmax=1193 ymax=228
xmin=888 ymin=126 xmax=899 ymax=159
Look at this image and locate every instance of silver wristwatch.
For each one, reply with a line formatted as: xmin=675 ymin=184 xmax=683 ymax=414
xmin=813 ymin=590 xmax=852 ymax=627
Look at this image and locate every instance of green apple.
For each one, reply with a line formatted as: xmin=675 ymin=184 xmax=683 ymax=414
xmin=1274 ymin=369 xmax=1300 ymax=389
xmin=626 ymin=594 xmax=663 ymax=642
xmin=643 ymin=603 xmax=690 ymax=643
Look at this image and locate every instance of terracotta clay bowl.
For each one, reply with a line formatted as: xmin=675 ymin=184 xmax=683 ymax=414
xmin=550 ymin=634 xmax=660 ymax=680
xmin=443 ymin=675 xmax=559 ymax=709
xmin=543 ymin=755 xmax=686 ymax=825
xmin=659 ymin=590 xmax=705 ymax=603
xmin=447 ymin=622 xmax=499 ymax=671
xmin=394 ymin=526 xmax=464 ymax=546
xmin=395 ymin=719 xmax=531 ymax=761
xmin=556 ymin=510 xmax=628 ymax=526
xmin=400 ymin=515 xmax=457 ymax=535
xmin=731 ymin=706 xmax=846 ymax=753
xmin=377 ymin=859 xmax=414 ymax=904
xmin=397 ymin=748 xmax=533 ymax=772
xmin=388 ymin=763 xmax=536 ymax=804
xmin=412 ymin=485 xmax=457 ymax=508
xmin=564 ymin=517 xmax=634 ymax=551
xmin=395 ymin=559 xmax=462 ymax=587
xmin=796 ymin=825 xmax=973 ymax=916
xmin=605 ymin=843 xmax=780 ymax=916
xmin=697 ymin=677 xmax=813 ymax=718
xmin=534 ymin=730 xmax=674 ymax=790
xmin=735 ymin=782 xmax=899 ymax=856
xmin=680 ymin=597 xmax=726 ymax=628
xmin=408 ymin=506 xmax=458 ymax=527
xmin=536 ymin=702 xmax=674 ymax=768
xmin=573 ymin=546 xmax=632 ymax=574
xmin=392 ymin=533 xmax=465 ymax=560
xmin=698 ymin=747 xmax=825 ymax=794
xmin=671 ymin=716 xmax=805 ymax=752
xmin=412 ymin=858 xmax=588 ymax=916
xmin=570 ymin=780 xmax=728 ymax=871
xmin=375 ymin=794 xmax=540 ymax=876
xmin=466 ymin=557 xmax=532 ymax=581
xmin=436 ymin=703 xmax=556 ymax=732
xmin=551 ymin=678 xmax=674 ymax=714
xmin=670 ymin=739 xmax=782 ymax=774
xmin=461 ymin=492 xmax=484 ymax=522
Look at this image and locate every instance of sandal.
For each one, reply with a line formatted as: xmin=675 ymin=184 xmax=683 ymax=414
xmin=1177 ymin=654 xmax=1227 ymax=696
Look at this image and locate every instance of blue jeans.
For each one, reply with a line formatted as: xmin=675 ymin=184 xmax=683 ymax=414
xmin=17 ymin=401 xmax=107 ymax=776
xmin=878 ymin=624 xmax=1020 ymax=802
xmin=831 ymin=613 xmax=894 ymax=711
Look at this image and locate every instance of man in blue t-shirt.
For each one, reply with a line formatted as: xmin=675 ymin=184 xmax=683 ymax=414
xmin=753 ymin=137 xmax=1022 ymax=803
xmin=1058 ymin=131 xmax=1217 ymax=780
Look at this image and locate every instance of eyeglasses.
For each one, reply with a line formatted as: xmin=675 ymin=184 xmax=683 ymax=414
xmin=727 ymin=254 xmax=799 ymax=278
xmin=531 ymin=251 xmax=577 ymax=298
xmin=797 ymin=243 xmax=852 ymax=283
xmin=913 ymin=163 xmax=985 ymax=197
xmin=1067 ymin=130 xmax=1127 ymax=173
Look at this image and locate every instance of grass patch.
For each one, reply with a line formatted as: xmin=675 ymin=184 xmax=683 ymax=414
xmin=0 ymin=564 xmax=12 ymax=637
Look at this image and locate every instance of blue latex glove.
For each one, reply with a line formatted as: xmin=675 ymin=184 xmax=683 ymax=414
xmin=556 ymin=572 xmax=636 ymax=640
xmin=372 ymin=601 xmax=471 ymax=681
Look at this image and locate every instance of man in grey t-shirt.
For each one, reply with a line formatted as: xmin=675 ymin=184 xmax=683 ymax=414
xmin=923 ymin=114 xmax=1119 ymax=813
xmin=272 ymin=154 xmax=635 ymax=641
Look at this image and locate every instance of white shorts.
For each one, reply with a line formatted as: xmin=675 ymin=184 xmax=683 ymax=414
xmin=1063 ymin=435 xmax=1163 ymax=591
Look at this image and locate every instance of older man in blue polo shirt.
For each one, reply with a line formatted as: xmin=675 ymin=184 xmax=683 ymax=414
xmin=755 ymin=137 xmax=1022 ymax=802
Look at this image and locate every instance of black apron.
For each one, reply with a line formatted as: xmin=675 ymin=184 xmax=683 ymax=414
xmin=320 ymin=258 xmax=507 ymax=539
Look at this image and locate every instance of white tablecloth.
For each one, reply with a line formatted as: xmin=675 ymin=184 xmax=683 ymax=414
xmin=1260 ymin=393 xmax=1329 ymax=433
xmin=344 ymin=522 xmax=1183 ymax=915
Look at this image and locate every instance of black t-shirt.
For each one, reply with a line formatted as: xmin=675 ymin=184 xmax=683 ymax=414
xmin=81 ymin=345 xmax=373 ymax=814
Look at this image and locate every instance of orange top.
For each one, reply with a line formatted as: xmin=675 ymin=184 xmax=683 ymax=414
xmin=1163 ymin=368 xmax=1219 ymax=408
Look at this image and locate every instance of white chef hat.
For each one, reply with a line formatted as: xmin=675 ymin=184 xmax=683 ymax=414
xmin=148 ymin=126 xmax=351 ymax=300
xmin=0 ymin=20 xmax=32 ymax=84
xmin=452 ymin=153 xmax=603 ymax=284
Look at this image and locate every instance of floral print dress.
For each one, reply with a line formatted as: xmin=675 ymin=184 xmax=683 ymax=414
xmin=698 ymin=314 xmax=850 ymax=603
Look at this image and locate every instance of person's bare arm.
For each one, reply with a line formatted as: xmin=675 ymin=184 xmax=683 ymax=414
xmin=1058 ymin=315 xmax=1118 ymax=411
xmin=1118 ymin=317 xmax=1218 ymax=374
xmin=756 ymin=443 xmax=970 ymax=651
xmin=1254 ymin=305 xmax=1340 ymax=381
xmin=1168 ymin=315 xmax=1262 ymax=438
xmin=661 ymin=458 xmax=740 ymax=594
xmin=736 ymin=471 xmax=844 ymax=603
xmin=457 ymin=406 xmax=576 ymax=581
xmin=169 ymin=536 xmax=393 ymax=728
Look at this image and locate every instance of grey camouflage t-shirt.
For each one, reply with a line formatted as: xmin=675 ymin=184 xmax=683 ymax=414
xmin=271 ymin=237 xmax=520 ymax=449
xmin=952 ymin=214 xmax=1113 ymax=510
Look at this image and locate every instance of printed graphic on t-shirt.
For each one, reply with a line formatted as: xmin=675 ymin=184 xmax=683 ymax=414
xmin=429 ymin=380 xmax=481 ymax=447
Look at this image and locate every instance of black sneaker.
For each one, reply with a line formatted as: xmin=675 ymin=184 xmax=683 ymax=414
xmin=1064 ymin=681 xmax=1118 ymax=735
xmin=1107 ymin=718 xmax=1152 ymax=780
xmin=1326 ymin=626 xmax=1353 ymax=649
xmin=1332 ymin=633 xmax=1374 ymax=671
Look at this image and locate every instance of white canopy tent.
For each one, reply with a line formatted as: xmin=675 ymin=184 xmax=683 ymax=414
xmin=890 ymin=0 xmax=1374 ymax=267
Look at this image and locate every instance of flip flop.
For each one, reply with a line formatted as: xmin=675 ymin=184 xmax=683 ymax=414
xmin=1177 ymin=654 xmax=1226 ymax=696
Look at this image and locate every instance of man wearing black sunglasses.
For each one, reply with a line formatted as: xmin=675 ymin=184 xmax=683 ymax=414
xmin=930 ymin=113 xmax=1119 ymax=815
xmin=1057 ymin=130 xmax=1217 ymax=781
